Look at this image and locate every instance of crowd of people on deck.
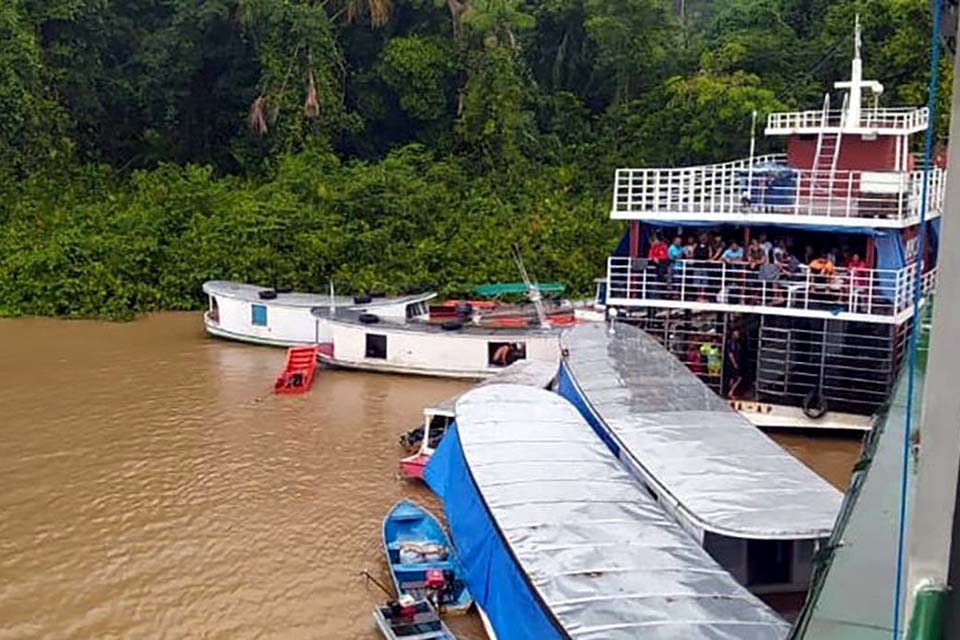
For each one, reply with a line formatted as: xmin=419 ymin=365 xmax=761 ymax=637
xmin=643 ymin=230 xmax=871 ymax=307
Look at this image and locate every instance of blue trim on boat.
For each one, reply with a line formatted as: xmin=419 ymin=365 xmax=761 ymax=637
xmin=424 ymin=425 xmax=566 ymax=640
xmin=556 ymin=361 xmax=620 ymax=457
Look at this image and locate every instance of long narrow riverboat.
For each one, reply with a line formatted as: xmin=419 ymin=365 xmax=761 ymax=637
xmin=424 ymin=383 xmax=790 ymax=640
xmin=202 ymin=280 xmax=434 ymax=347
xmin=558 ymin=322 xmax=842 ymax=615
xmin=318 ymin=312 xmax=560 ymax=378
xmin=602 ymin=23 xmax=943 ymax=431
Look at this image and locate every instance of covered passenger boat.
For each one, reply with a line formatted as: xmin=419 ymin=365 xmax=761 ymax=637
xmin=202 ymin=280 xmax=434 ymax=347
xmin=399 ymin=359 xmax=557 ymax=478
xmin=558 ymin=322 xmax=842 ymax=611
xmin=424 ymin=384 xmax=791 ymax=640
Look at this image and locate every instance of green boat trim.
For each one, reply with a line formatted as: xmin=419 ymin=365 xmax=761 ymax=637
xmin=472 ymin=282 xmax=565 ymax=297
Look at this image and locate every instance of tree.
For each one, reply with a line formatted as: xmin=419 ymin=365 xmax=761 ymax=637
xmin=584 ymin=0 xmax=678 ymax=105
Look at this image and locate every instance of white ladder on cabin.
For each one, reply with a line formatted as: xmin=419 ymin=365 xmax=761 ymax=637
xmin=808 ymin=93 xmax=847 ymax=215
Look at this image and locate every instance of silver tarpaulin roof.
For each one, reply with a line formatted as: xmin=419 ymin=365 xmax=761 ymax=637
xmin=427 ymin=359 xmax=558 ymax=416
xmin=456 ymin=384 xmax=790 ymax=640
xmin=560 ymin=322 xmax=841 ymax=540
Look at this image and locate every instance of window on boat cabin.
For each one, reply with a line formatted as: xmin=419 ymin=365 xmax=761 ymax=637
xmin=747 ymin=539 xmax=793 ymax=587
xmin=366 ymin=334 xmax=388 ymax=359
xmin=405 ymin=301 xmax=429 ymax=320
xmin=488 ymin=342 xmax=526 ymax=367
xmin=704 ymin=533 xmax=748 ymax=585
xmin=209 ymin=296 xmax=220 ymax=323
xmin=251 ymin=304 xmax=268 ymax=327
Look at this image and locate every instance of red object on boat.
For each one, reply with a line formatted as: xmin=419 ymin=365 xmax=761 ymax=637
xmin=399 ymin=452 xmax=430 ymax=479
xmin=425 ymin=569 xmax=446 ymax=590
xmin=274 ymin=346 xmax=320 ymax=395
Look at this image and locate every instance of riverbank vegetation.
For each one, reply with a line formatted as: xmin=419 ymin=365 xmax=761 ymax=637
xmin=0 ymin=0 xmax=947 ymax=317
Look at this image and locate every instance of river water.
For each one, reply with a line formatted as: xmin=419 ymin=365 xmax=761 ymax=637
xmin=0 ymin=313 xmax=862 ymax=639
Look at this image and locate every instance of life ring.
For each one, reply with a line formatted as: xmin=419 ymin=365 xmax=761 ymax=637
xmin=354 ymin=294 xmax=373 ymax=304
xmin=359 ymin=313 xmax=380 ymax=324
xmin=258 ymin=289 xmax=278 ymax=300
xmin=803 ymin=391 xmax=828 ymax=420
xmin=441 ymin=320 xmax=463 ymax=331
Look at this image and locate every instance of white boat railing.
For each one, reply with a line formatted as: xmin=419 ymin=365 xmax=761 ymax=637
xmin=606 ymin=256 xmax=937 ymax=321
xmin=766 ymin=107 xmax=929 ymax=133
xmin=611 ymin=161 xmax=946 ymax=224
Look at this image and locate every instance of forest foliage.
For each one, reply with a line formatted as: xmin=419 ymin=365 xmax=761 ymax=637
xmin=0 ymin=0 xmax=949 ymax=318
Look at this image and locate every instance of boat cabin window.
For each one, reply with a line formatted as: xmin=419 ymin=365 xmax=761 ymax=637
xmin=704 ymin=532 xmax=748 ymax=585
xmin=251 ymin=304 xmax=268 ymax=327
xmin=209 ymin=296 xmax=220 ymax=323
xmin=405 ymin=301 xmax=429 ymax=320
xmin=747 ymin=539 xmax=793 ymax=587
xmin=366 ymin=334 xmax=388 ymax=359
xmin=488 ymin=342 xmax=526 ymax=367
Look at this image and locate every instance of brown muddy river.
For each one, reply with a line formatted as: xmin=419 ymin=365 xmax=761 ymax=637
xmin=0 ymin=313 xmax=862 ymax=639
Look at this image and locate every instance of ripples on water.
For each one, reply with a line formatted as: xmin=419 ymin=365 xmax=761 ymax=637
xmin=0 ymin=313 xmax=860 ymax=639
xmin=0 ymin=314 xmax=483 ymax=639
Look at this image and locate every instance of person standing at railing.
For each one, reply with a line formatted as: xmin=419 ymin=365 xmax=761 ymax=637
xmin=647 ymin=235 xmax=670 ymax=298
xmin=848 ymin=252 xmax=869 ymax=312
xmin=668 ymin=236 xmax=685 ymax=297
xmin=809 ymin=252 xmax=837 ymax=305
xmin=721 ymin=241 xmax=745 ymax=304
xmin=693 ymin=234 xmax=711 ymax=300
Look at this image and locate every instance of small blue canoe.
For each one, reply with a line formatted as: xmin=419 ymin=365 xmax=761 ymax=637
xmin=382 ymin=500 xmax=473 ymax=615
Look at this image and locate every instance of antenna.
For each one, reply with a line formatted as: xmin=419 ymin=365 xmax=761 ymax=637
xmin=328 ymin=279 xmax=335 ymax=318
xmin=511 ymin=244 xmax=549 ymax=328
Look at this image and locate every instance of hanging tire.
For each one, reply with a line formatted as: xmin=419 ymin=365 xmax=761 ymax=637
xmin=359 ymin=313 xmax=380 ymax=324
xmin=258 ymin=289 xmax=278 ymax=300
xmin=803 ymin=391 xmax=828 ymax=420
xmin=354 ymin=294 xmax=373 ymax=304
xmin=441 ymin=320 xmax=463 ymax=331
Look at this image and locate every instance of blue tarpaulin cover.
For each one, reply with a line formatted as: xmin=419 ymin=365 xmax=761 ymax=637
xmin=424 ymin=423 xmax=562 ymax=640
xmin=426 ymin=384 xmax=790 ymax=640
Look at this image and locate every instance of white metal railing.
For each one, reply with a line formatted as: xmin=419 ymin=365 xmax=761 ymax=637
xmin=606 ymin=256 xmax=936 ymax=320
xmin=766 ymin=107 xmax=929 ymax=132
xmin=611 ymin=161 xmax=946 ymax=223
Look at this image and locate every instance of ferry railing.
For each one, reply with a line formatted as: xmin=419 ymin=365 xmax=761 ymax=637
xmin=607 ymin=256 xmax=937 ymax=320
xmin=766 ymin=107 xmax=929 ymax=133
xmin=612 ymin=163 xmax=946 ymax=224
xmin=756 ymin=322 xmax=904 ymax=412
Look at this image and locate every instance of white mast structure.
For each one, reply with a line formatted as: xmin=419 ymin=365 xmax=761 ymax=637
xmin=834 ymin=15 xmax=884 ymax=130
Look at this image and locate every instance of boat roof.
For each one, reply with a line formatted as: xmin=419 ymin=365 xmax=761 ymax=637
xmin=202 ymin=280 xmax=435 ymax=309
xmin=326 ymin=312 xmax=563 ymax=338
xmin=426 ymin=359 xmax=557 ymax=417
xmin=453 ymin=384 xmax=790 ymax=639
xmin=472 ymin=282 xmax=565 ymax=297
xmin=560 ymin=322 xmax=842 ymax=540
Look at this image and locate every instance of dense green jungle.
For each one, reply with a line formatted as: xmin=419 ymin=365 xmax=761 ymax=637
xmin=0 ymin=0 xmax=950 ymax=318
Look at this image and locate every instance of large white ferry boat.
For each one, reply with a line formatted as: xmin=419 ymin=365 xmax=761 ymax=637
xmin=602 ymin=22 xmax=945 ymax=431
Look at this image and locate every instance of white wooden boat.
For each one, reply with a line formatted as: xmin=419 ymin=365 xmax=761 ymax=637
xmin=318 ymin=313 xmax=560 ymax=379
xmin=201 ymin=281 xmax=434 ymax=347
